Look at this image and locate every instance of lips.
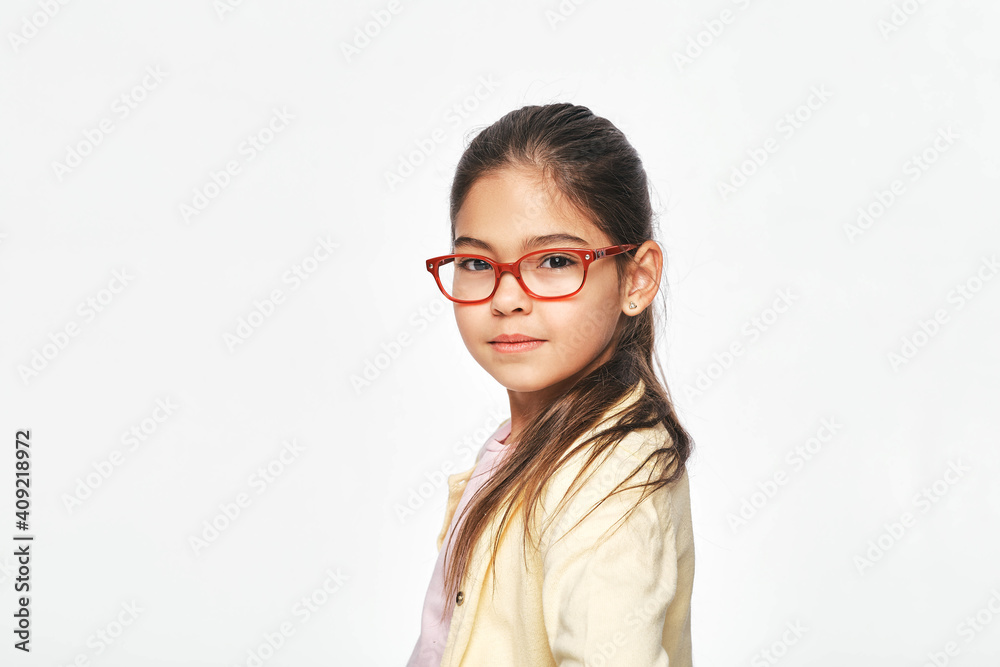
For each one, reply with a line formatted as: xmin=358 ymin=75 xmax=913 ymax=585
xmin=490 ymin=334 xmax=542 ymax=343
xmin=489 ymin=336 xmax=545 ymax=354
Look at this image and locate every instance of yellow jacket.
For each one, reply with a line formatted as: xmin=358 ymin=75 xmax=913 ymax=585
xmin=434 ymin=381 xmax=695 ymax=666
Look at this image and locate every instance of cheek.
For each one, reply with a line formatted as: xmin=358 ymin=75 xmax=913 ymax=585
xmin=541 ymin=301 xmax=617 ymax=357
xmin=591 ymin=266 xmax=623 ymax=303
xmin=572 ymin=286 xmax=623 ymax=346
xmin=453 ymin=307 xmax=473 ymax=334
xmin=580 ymin=272 xmax=623 ymax=322
xmin=453 ymin=307 xmax=488 ymax=343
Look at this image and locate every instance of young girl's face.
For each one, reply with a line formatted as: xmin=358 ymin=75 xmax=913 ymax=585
xmin=452 ymin=166 xmax=627 ymax=399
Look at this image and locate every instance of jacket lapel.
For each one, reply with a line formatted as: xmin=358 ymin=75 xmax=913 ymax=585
xmin=437 ymin=467 xmax=475 ymax=551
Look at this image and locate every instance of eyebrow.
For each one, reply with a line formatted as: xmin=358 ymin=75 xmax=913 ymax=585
xmin=453 ymin=233 xmax=592 ymax=254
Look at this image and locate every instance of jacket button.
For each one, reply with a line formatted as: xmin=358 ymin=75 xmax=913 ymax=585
xmin=456 ymin=590 xmax=464 ymax=605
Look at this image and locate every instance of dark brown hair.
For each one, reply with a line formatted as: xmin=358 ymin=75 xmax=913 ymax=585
xmin=440 ymin=102 xmax=693 ymax=617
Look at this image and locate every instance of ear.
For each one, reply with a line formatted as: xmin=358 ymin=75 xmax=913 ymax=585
xmin=621 ymin=240 xmax=663 ymax=315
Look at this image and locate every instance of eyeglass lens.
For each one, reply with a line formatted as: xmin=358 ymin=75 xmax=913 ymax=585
xmin=437 ymin=251 xmax=585 ymax=301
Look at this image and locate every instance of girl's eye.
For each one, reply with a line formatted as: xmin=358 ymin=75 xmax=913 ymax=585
xmin=538 ymin=254 xmax=576 ymax=270
xmin=456 ymin=258 xmax=492 ymax=272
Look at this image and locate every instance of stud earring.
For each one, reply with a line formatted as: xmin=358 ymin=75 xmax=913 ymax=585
xmin=628 ymin=302 xmax=637 ymax=309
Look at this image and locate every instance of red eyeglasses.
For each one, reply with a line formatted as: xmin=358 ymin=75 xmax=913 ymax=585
xmin=425 ymin=245 xmax=638 ymax=304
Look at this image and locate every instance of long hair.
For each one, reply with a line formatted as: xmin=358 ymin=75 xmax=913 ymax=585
xmin=439 ymin=102 xmax=693 ymax=618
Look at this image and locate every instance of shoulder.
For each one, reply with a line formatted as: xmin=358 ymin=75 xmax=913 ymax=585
xmin=549 ymin=420 xmax=675 ymax=492
xmin=537 ymin=421 xmax=686 ymax=549
xmin=535 ymin=420 xmax=694 ymax=666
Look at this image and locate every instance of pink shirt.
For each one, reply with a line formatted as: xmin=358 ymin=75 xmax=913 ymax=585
xmin=407 ymin=418 xmax=513 ymax=667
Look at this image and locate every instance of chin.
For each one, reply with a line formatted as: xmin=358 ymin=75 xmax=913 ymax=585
xmin=490 ymin=371 xmax=549 ymax=394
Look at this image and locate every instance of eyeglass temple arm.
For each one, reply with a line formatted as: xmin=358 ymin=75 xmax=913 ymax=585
xmin=594 ymin=244 xmax=638 ymax=259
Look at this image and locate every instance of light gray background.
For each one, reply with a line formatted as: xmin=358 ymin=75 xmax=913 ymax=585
xmin=1 ymin=0 xmax=998 ymax=665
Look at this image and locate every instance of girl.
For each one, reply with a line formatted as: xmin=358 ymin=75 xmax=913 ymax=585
xmin=407 ymin=103 xmax=695 ymax=667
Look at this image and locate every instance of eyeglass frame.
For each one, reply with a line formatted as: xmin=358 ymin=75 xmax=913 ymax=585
xmin=425 ymin=244 xmax=640 ymax=304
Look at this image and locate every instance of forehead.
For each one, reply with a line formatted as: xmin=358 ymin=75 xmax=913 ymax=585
xmin=453 ymin=167 xmax=608 ymax=254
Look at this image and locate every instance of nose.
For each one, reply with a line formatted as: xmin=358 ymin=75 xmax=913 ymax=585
xmin=491 ymin=267 xmax=530 ymax=311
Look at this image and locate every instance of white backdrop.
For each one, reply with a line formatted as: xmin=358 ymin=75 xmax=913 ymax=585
xmin=1 ymin=0 xmax=998 ymax=665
